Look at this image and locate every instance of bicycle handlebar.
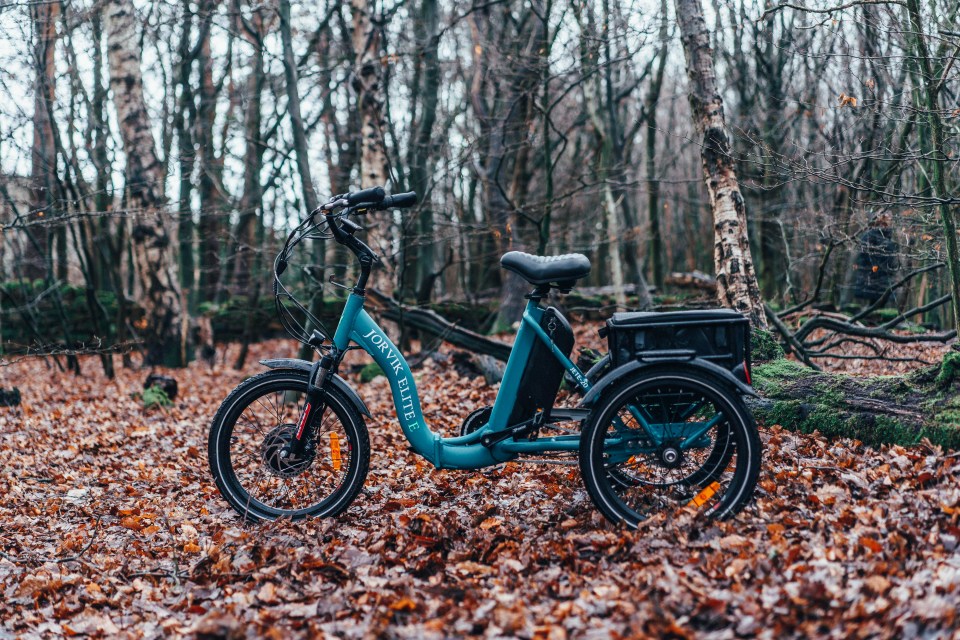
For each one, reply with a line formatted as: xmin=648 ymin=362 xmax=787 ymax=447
xmin=319 ymin=187 xmax=417 ymax=214
xmin=378 ymin=191 xmax=417 ymax=210
xmin=346 ymin=186 xmax=385 ymax=205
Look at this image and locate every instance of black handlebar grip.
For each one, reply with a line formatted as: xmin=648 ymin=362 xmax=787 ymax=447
xmin=380 ymin=192 xmax=418 ymax=209
xmin=347 ymin=186 xmax=385 ymax=205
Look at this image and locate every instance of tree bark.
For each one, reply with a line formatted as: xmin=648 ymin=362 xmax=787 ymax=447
xmin=904 ymin=0 xmax=960 ymax=334
xmin=229 ymin=8 xmax=267 ymax=369
xmin=278 ymin=0 xmax=319 ymax=214
xmin=645 ymin=0 xmax=669 ymax=289
xmin=351 ymin=0 xmax=394 ymax=290
xmin=27 ymin=0 xmax=60 ymax=282
xmin=404 ymin=0 xmax=441 ymax=303
xmin=173 ymin=1 xmax=197 ymax=306
xmin=675 ymin=0 xmax=766 ymax=327
xmin=104 ymin=0 xmax=186 ymax=366
xmin=196 ymin=0 xmax=224 ymax=305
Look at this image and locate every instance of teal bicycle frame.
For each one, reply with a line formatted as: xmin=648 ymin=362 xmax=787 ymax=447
xmin=334 ymin=289 xmax=722 ymax=470
xmin=333 ymin=292 xmax=592 ymax=470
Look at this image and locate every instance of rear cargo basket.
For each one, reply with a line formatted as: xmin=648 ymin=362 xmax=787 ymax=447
xmin=605 ymin=309 xmax=750 ymax=374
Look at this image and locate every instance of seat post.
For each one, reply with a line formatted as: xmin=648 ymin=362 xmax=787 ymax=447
xmin=525 ymin=284 xmax=551 ymax=302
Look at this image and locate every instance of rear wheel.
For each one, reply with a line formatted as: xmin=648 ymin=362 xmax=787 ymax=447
xmin=208 ymin=370 xmax=370 ymax=522
xmin=579 ymin=369 xmax=760 ymax=527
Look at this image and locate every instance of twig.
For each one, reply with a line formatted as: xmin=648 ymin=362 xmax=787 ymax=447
xmin=764 ymin=304 xmax=822 ymax=370
xmin=849 ymin=263 xmax=945 ymax=324
xmin=0 ymin=516 xmax=102 ymax=564
xmin=760 ymin=0 xmax=906 ymax=21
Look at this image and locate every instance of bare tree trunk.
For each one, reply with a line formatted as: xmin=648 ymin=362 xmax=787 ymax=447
xmin=104 ymin=0 xmax=187 ymax=366
xmin=645 ymin=0 xmax=669 ymax=289
xmin=229 ymin=10 xmax=265 ymax=300
xmin=905 ymin=0 xmax=960 ymax=334
xmin=27 ymin=0 xmax=59 ymax=282
xmin=576 ymin=0 xmax=653 ymax=310
xmin=675 ymin=0 xmax=766 ymax=327
xmin=278 ymin=0 xmax=318 ymax=214
xmin=403 ymin=0 xmax=441 ymax=303
xmin=230 ymin=9 xmax=267 ymax=369
xmin=173 ymin=0 xmax=197 ymax=307
xmin=196 ymin=0 xmax=223 ymax=305
xmin=351 ymin=0 xmax=394 ymax=291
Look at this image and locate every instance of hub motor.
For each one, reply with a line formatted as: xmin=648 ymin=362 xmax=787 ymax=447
xmin=260 ymin=424 xmax=316 ymax=478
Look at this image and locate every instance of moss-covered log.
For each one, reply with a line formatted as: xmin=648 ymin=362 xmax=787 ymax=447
xmin=749 ymin=353 xmax=960 ymax=450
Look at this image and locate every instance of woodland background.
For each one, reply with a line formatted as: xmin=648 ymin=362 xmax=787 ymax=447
xmin=2 ymin=0 xmax=960 ymax=637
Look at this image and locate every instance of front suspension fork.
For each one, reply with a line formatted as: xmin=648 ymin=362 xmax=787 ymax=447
xmin=281 ymin=356 xmax=332 ymax=461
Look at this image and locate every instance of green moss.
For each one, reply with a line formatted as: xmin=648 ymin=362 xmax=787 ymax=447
xmin=812 ymin=381 xmax=845 ymax=408
xmin=868 ymin=377 xmax=912 ymax=403
xmin=920 ymin=421 xmax=960 ymax=450
xmin=750 ymin=328 xmax=784 ymax=362
xmin=359 ymin=362 xmax=385 ymax=383
xmin=802 ymin=407 xmax=849 ymax=439
xmin=869 ymin=415 xmax=919 ymax=448
xmin=935 ymin=351 xmax=960 ymax=387
xmin=871 ymin=308 xmax=901 ymax=322
xmin=751 ymin=359 xmax=812 ymax=395
xmin=754 ymin=399 xmax=805 ymax=428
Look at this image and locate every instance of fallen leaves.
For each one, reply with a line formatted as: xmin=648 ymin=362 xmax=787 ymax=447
xmin=0 ymin=337 xmax=958 ymax=637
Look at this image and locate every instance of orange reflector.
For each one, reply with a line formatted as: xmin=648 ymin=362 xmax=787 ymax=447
xmin=688 ymin=481 xmax=721 ymax=509
xmin=330 ymin=433 xmax=342 ymax=472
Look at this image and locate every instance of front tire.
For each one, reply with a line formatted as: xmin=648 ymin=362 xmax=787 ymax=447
xmin=208 ymin=370 xmax=370 ymax=522
xmin=579 ymin=369 xmax=761 ymax=527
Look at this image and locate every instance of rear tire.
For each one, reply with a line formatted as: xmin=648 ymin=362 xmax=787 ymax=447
xmin=208 ymin=370 xmax=370 ymax=522
xmin=579 ymin=369 xmax=761 ymax=527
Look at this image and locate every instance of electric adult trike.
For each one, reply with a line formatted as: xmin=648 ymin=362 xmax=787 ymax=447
xmin=208 ymin=187 xmax=762 ymax=527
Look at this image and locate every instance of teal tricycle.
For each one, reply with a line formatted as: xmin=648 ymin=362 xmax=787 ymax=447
xmin=208 ymin=187 xmax=762 ymax=527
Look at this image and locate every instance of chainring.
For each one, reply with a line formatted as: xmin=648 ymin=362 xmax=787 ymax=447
xmin=459 ymin=406 xmax=493 ymax=437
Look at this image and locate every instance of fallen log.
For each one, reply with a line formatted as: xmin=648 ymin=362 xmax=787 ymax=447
xmin=367 ymin=289 xmax=513 ymax=361
xmin=664 ymin=271 xmax=718 ymax=292
xmin=749 ymin=354 xmax=960 ymax=450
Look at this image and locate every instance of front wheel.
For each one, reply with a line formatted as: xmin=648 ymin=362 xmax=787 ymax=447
xmin=579 ymin=369 xmax=761 ymax=527
xmin=208 ymin=369 xmax=370 ymax=522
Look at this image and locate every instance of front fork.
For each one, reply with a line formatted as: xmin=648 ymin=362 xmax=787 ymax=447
xmin=280 ymin=356 xmax=332 ymax=461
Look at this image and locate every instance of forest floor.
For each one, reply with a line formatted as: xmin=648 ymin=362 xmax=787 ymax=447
xmin=1 ymin=335 xmax=959 ymax=638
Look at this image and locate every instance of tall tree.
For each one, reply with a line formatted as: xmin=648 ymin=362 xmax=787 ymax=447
xmin=196 ymin=0 xmax=225 ymax=304
xmin=471 ymin=1 xmax=547 ymax=330
xmin=644 ymin=0 xmax=669 ymax=290
xmin=104 ymin=0 xmax=187 ymax=365
xmin=675 ymin=0 xmax=766 ymax=327
xmin=26 ymin=0 xmax=60 ymax=282
xmin=278 ymin=0 xmax=319 ymax=213
xmin=228 ymin=3 xmax=268 ymax=368
xmin=351 ymin=0 xmax=394 ymax=289
xmin=402 ymin=0 xmax=441 ymax=303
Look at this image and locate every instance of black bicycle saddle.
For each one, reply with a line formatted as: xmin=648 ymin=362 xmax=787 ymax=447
xmin=499 ymin=251 xmax=591 ymax=288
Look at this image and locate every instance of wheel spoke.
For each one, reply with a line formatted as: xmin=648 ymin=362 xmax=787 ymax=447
xmin=585 ymin=376 xmax=758 ymax=525
xmin=210 ymin=373 xmax=369 ymax=521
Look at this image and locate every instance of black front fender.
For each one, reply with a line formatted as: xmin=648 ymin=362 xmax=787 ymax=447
xmin=259 ymin=358 xmax=372 ymax=418
xmin=578 ymin=357 xmax=758 ymax=408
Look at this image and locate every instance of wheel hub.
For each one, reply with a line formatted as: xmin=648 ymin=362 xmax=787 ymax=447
xmin=658 ymin=445 xmax=683 ymax=469
xmin=260 ymin=424 xmax=316 ymax=478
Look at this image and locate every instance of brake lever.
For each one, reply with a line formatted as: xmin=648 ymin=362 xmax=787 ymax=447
xmin=321 ymin=198 xmax=349 ymax=211
xmin=340 ymin=218 xmax=365 ymax=234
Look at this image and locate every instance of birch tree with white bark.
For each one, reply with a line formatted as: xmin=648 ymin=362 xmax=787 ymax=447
xmin=104 ymin=0 xmax=187 ymax=365
xmin=675 ymin=0 xmax=766 ymax=327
